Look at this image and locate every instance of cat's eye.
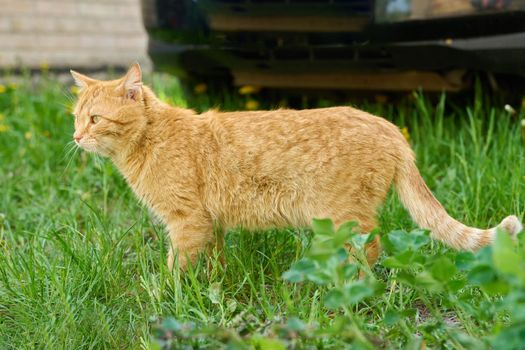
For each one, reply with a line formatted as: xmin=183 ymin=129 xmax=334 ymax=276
xmin=90 ymin=115 xmax=101 ymax=124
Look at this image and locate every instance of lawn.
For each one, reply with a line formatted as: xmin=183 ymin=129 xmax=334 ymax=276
xmin=0 ymin=72 xmax=524 ymax=349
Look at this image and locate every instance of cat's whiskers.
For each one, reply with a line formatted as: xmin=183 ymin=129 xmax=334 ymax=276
xmin=59 ymin=88 xmax=78 ymax=117
xmin=58 ymin=101 xmax=75 ymax=116
xmin=61 ymin=141 xmax=80 ymax=177
xmin=61 ymin=140 xmax=78 ymax=163
xmin=62 ymin=88 xmax=76 ymax=104
xmin=64 ymin=136 xmax=106 ymax=172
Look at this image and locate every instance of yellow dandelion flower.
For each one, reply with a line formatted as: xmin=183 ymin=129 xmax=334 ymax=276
xmin=238 ymin=85 xmax=260 ymax=95
xmin=245 ymin=99 xmax=259 ymax=110
xmin=194 ymin=83 xmax=207 ymax=94
xmin=43 ymin=130 xmax=51 ymax=137
xmin=40 ymin=61 xmax=49 ymax=72
xmin=401 ymin=127 xmax=410 ymax=141
xmin=24 ymin=131 xmax=32 ymax=140
xmin=0 ymin=124 xmax=9 ymax=133
xmin=0 ymin=85 xmax=6 ymax=94
xmin=70 ymin=85 xmax=80 ymax=95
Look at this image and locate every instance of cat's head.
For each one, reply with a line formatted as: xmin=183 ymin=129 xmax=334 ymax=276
xmin=70 ymin=63 xmax=147 ymax=157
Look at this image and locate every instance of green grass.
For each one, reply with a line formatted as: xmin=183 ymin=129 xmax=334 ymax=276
xmin=0 ymin=73 xmax=524 ymax=349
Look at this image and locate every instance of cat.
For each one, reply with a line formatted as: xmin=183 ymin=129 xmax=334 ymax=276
xmin=70 ymin=63 xmax=522 ymax=270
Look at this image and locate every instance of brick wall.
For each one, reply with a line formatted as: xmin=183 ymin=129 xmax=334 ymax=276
xmin=0 ymin=0 xmax=151 ymax=70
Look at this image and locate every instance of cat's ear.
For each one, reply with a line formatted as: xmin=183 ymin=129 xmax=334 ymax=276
xmin=70 ymin=70 xmax=96 ymax=90
xmin=121 ymin=63 xmax=142 ymax=101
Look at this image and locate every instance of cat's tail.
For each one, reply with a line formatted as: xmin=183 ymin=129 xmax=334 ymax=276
xmin=394 ymin=154 xmax=522 ymax=250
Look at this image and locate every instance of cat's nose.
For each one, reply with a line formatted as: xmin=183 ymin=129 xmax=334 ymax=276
xmin=73 ymin=133 xmax=82 ymax=143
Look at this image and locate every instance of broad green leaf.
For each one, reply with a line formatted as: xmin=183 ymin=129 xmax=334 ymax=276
xmin=474 ymin=246 xmax=493 ymax=265
xmin=282 ymin=259 xmax=316 ymax=282
xmin=345 ymin=281 xmax=375 ymax=304
xmin=307 ymin=246 xmax=336 ymax=263
xmin=161 ymin=317 xmax=183 ymax=332
xmin=382 ymin=229 xmax=430 ymax=255
xmin=373 ymin=280 xmax=386 ymax=295
xmin=382 ymin=251 xmax=415 ymax=268
xmin=336 ymin=221 xmax=359 ymax=236
xmin=147 ymin=341 xmax=163 ymax=350
xmin=324 ymin=288 xmax=346 ymax=309
xmin=341 ymin=264 xmax=359 ymax=280
xmin=481 ymin=280 xmax=510 ymax=296
xmin=382 ymin=230 xmax=410 ymax=254
xmin=406 ymin=337 xmax=425 ymax=350
xmin=447 ymin=278 xmax=467 ymax=292
xmin=493 ymin=230 xmax=525 ymax=280
xmin=350 ymin=232 xmax=374 ymax=251
xmin=383 ymin=310 xmax=401 ymax=326
xmin=286 ymin=317 xmax=307 ymax=332
xmin=455 ymin=252 xmax=476 ymax=270
xmin=146 ymin=339 xmax=162 ymax=350
xmin=250 ymin=337 xmax=286 ymax=350
xmin=397 ymin=271 xmax=417 ymax=286
xmin=395 ymin=250 xmax=416 ymax=265
xmin=282 ymin=269 xmax=304 ymax=283
xmin=382 ymin=256 xmax=408 ymax=269
xmin=468 ymin=265 xmax=497 ymax=285
xmin=334 ymin=247 xmax=350 ymax=262
xmin=491 ymin=322 xmax=525 ymax=350
xmin=507 ymin=294 xmax=525 ymax=322
xmin=291 ymin=259 xmax=317 ymax=274
xmin=333 ymin=221 xmax=358 ymax=247
xmin=409 ymin=230 xmax=431 ymax=250
xmin=307 ymin=270 xmax=333 ymax=285
xmin=430 ymin=256 xmax=457 ymax=282
xmin=414 ymin=271 xmax=443 ymax=293
xmin=312 ymin=218 xmax=335 ymax=236
xmin=332 ymin=229 xmax=351 ymax=248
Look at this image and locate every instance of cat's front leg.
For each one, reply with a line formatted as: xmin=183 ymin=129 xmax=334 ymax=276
xmin=166 ymin=212 xmax=214 ymax=271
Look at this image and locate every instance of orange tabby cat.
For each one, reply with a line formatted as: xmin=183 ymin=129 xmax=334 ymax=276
xmin=70 ymin=63 xmax=522 ymax=270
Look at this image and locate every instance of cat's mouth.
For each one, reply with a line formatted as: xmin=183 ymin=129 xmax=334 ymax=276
xmin=76 ymin=138 xmax=98 ymax=153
